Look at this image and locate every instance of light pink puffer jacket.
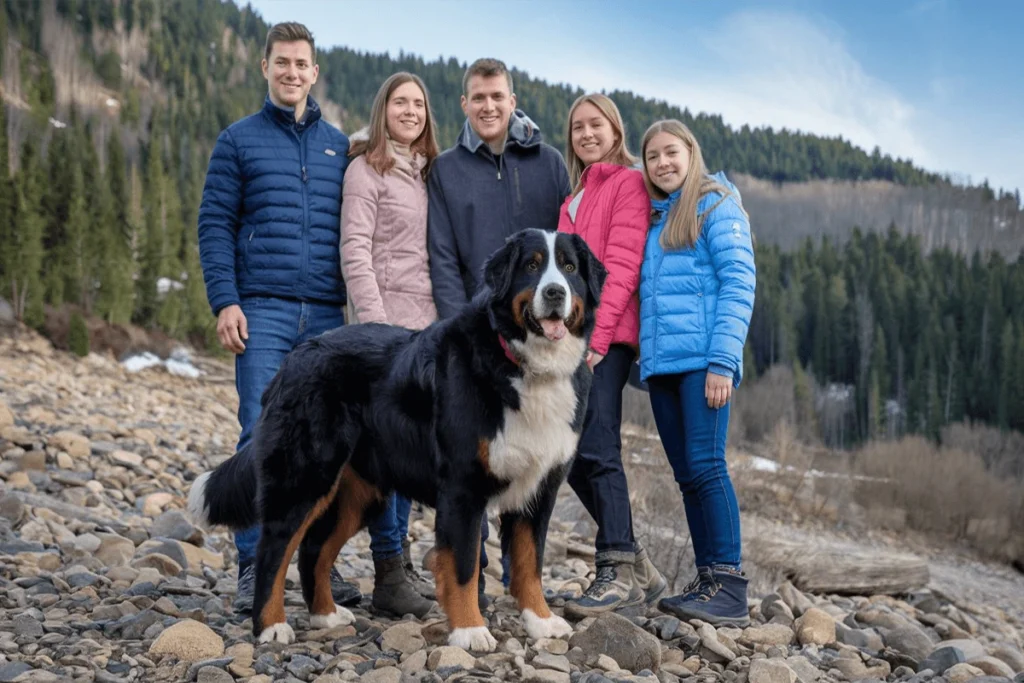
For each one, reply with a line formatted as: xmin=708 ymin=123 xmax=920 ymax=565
xmin=341 ymin=143 xmax=437 ymax=330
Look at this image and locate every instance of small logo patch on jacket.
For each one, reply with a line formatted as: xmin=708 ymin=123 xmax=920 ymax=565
xmin=325 ymin=148 xmax=337 ymax=156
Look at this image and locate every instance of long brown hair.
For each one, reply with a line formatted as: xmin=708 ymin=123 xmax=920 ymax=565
xmin=564 ymin=93 xmax=638 ymax=193
xmin=349 ymin=72 xmax=439 ymax=180
xmin=641 ymin=119 xmax=741 ymax=249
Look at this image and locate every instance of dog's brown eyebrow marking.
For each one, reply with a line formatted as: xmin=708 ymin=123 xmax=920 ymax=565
xmin=530 ymin=251 xmax=543 ymax=264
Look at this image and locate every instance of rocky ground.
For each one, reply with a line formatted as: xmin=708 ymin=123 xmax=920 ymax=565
xmin=0 ymin=327 xmax=1023 ymax=683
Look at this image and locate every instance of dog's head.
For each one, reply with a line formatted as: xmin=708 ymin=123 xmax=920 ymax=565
xmin=483 ymin=229 xmax=607 ymax=369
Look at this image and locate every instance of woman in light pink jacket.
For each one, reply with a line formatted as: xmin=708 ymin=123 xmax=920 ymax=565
xmin=340 ymin=72 xmax=440 ymax=618
xmin=342 ymin=73 xmax=440 ymax=329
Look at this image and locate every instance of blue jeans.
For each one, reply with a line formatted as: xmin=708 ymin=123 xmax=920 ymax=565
xmin=647 ymin=369 xmax=742 ymax=570
xmin=232 ymin=297 xmax=405 ymax=566
xmin=369 ymin=493 xmax=411 ymax=561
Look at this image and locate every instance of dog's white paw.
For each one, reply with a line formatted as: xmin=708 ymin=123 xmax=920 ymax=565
xmin=522 ymin=609 xmax=573 ymax=639
xmin=258 ymin=622 xmax=295 ymax=645
xmin=448 ymin=626 xmax=497 ymax=652
xmin=310 ymin=604 xmax=355 ymax=629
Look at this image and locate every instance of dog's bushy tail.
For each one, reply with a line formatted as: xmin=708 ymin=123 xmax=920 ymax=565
xmin=187 ymin=443 xmax=259 ymax=531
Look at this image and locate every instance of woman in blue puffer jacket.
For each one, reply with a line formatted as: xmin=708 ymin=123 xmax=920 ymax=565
xmin=638 ymin=119 xmax=756 ymax=627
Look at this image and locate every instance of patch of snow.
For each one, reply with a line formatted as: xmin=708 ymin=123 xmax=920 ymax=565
xmin=106 ymin=97 xmax=119 ymax=108
xmin=747 ymin=456 xmax=781 ymax=473
xmin=49 ymin=117 xmax=67 ymax=129
xmin=156 ymin=277 xmax=185 ymax=295
xmin=121 ymin=346 xmax=203 ymax=378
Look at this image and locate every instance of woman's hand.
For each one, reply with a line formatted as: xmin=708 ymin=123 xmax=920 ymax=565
xmin=587 ymin=351 xmax=605 ymax=370
xmin=705 ymin=371 xmax=733 ymax=409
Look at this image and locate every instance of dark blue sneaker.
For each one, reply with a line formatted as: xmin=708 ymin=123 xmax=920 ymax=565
xmin=232 ymin=562 xmax=361 ymax=613
xmin=331 ymin=567 xmax=363 ymax=607
xmin=233 ymin=561 xmax=255 ymax=613
xmin=657 ymin=567 xmax=750 ymax=627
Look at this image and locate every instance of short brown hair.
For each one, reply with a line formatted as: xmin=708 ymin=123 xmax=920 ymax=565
xmin=264 ymin=22 xmax=316 ymax=62
xmin=462 ymin=58 xmax=513 ymax=95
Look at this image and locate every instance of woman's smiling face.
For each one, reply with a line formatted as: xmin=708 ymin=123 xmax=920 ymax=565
xmin=571 ymin=101 xmax=617 ymax=167
xmin=645 ymin=131 xmax=691 ymax=195
xmin=386 ymin=80 xmax=427 ymax=146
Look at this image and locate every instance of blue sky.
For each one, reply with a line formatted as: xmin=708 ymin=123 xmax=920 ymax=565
xmin=247 ymin=0 xmax=1024 ymax=195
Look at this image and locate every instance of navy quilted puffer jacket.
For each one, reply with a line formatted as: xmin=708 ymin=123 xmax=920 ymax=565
xmin=198 ymin=95 xmax=350 ymax=315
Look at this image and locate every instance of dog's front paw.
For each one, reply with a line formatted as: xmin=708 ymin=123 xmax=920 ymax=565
xmin=258 ymin=622 xmax=295 ymax=645
xmin=310 ymin=604 xmax=355 ymax=629
xmin=522 ymin=609 xmax=573 ymax=639
xmin=448 ymin=626 xmax=497 ymax=652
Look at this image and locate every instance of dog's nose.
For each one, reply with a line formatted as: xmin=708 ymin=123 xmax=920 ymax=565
xmin=542 ymin=284 xmax=566 ymax=304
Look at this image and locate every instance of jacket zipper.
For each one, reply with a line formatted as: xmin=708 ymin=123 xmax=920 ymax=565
xmin=297 ymin=125 xmax=310 ymax=286
xmin=513 ymin=167 xmax=522 ymax=209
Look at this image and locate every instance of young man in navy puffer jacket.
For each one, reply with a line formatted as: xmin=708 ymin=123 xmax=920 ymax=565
xmin=197 ymin=22 xmax=366 ymax=614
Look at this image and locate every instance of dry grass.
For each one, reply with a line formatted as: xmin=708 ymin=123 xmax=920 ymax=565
xmin=852 ymin=436 xmax=1024 ymax=563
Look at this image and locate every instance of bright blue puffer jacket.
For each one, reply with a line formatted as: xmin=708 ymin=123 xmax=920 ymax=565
xmin=198 ymin=95 xmax=350 ymax=315
xmin=639 ymin=172 xmax=756 ymax=385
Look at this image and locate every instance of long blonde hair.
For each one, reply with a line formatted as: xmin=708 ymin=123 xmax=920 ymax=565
xmin=641 ymin=119 xmax=739 ymax=250
xmin=349 ymin=72 xmax=439 ymax=180
xmin=565 ymin=93 xmax=638 ymax=192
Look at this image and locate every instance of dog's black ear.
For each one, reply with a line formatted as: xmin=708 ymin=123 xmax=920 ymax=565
xmin=483 ymin=235 xmax=521 ymax=300
xmin=568 ymin=234 xmax=607 ymax=309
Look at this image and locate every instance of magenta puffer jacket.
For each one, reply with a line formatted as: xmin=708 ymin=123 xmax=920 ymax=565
xmin=558 ymin=163 xmax=651 ymax=355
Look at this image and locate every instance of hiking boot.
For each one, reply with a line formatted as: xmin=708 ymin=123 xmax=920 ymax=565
xmin=372 ymin=555 xmax=436 ymax=619
xmin=331 ymin=567 xmax=363 ymax=607
xmin=633 ymin=543 xmax=668 ymax=605
xmin=564 ymin=560 xmax=644 ymax=618
xmin=403 ymin=538 xmax=437 ymax=600
xmin=656 ymin=566 xmax=712 ymax=615
xmin=657 ymin=567 xmax=750 ymax=627
xmin=233 ymin=561 xmax=255 ymax=614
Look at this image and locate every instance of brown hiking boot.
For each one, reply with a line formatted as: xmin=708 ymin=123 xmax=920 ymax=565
xmin=564 ymin=559 xmax=644 ymax=619
xmin=633 ymin=543 xmax=668 ymax=605
xmin=372 ymin=555 xmax=436 ymax=619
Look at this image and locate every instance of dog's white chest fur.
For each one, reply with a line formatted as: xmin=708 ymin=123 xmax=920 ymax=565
xmin=488 ymin=372 xmax=579 ymax=514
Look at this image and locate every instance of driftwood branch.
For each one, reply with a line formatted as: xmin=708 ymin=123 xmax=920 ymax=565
xmin=748 ymin=537 xmax=929 ymax=595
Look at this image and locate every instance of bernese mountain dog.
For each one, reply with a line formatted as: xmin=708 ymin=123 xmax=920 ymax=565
xmin=188 ymin=228 xmax=607 ymax=652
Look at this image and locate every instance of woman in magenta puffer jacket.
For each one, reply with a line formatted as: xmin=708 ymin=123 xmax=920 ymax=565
xmin=557 ymin=93 xmax=667 ymax=618
xmin=339 ymin=72 xmax=440 ymax=620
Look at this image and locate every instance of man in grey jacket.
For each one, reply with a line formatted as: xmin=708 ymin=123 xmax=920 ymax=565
xmin=427 ymin=57 xmax=571 ymax=604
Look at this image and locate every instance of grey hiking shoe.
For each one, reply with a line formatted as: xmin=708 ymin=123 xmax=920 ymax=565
xmin=564 ymin=561 xmax=644 ymax=618
xmin=633 ymin=543 xmax=668 ymax=605
xmin=233 ymin=562 xmax=255 ymax=614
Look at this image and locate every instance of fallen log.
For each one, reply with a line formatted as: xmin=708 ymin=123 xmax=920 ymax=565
xmin=748 ymin=537 xmax=930 ymax=595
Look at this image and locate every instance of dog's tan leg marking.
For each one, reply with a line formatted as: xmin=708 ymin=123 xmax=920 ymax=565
xmin=509 ymin=520 xmax=550 ymax=618
xmin=434 ymin=546 xmax=484 ymax=630
xmin=259 ymin=473 xmax=344 ymax=630
xmin=310 ymin=465 xmax=381 ymax=616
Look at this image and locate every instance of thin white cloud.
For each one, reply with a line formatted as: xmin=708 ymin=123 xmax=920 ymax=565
xmin=671 ymin=10 xmax=932 ymax=166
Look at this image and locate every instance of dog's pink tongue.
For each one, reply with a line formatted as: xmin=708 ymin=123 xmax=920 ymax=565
xmin=541 ymin=319 xmax=567 ymax=341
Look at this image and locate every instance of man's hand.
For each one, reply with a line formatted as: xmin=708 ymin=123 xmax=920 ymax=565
xmin=217 ymin=304 xmax=248 ymax=354
xmin=705 ymin=371 xmax=733 ymax=409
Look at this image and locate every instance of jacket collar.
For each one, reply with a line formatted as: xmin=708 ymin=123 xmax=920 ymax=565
xmin=262 ymin=94 xmax=322 ymax=131
xmin=457 ymin=109 xmax=542 ymax=156
xmin=651 ymin=188 xmax=682 ymax=214
xmin=578 ymin=162 xmax=632 ymax=189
